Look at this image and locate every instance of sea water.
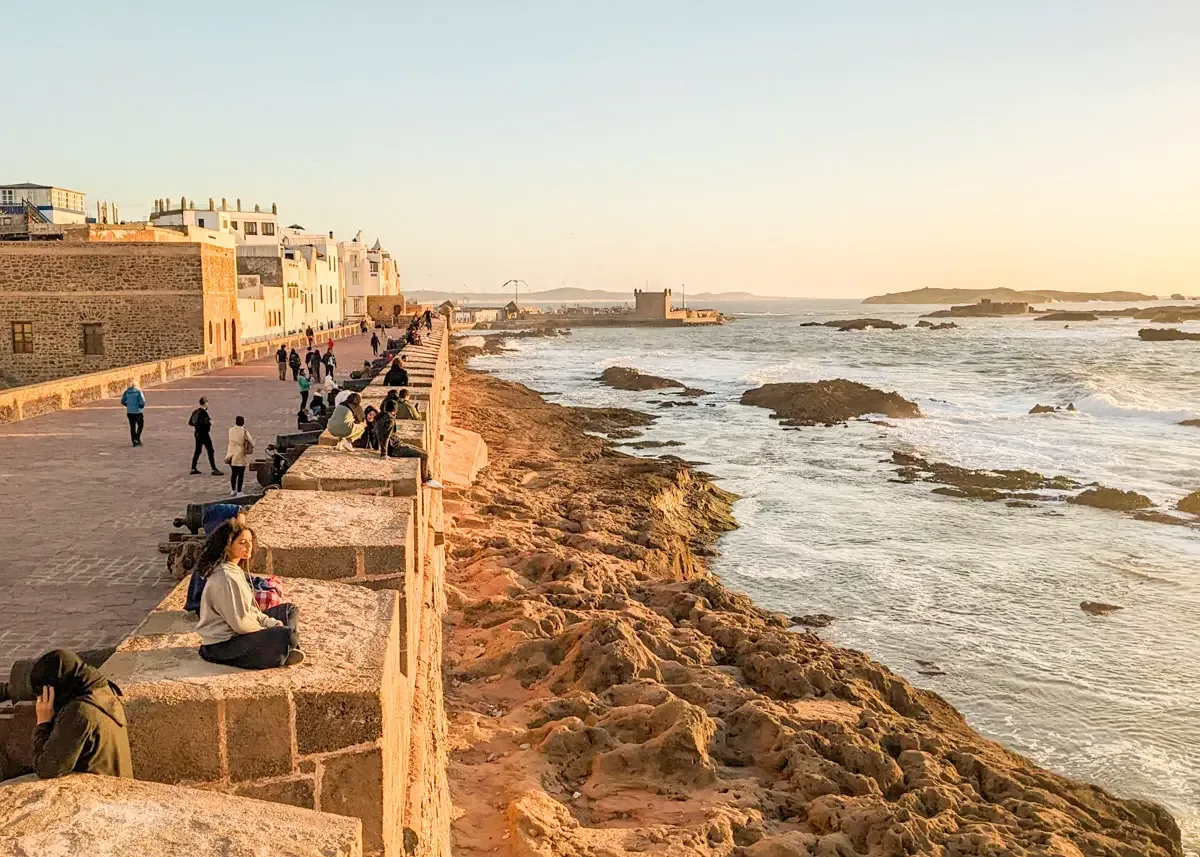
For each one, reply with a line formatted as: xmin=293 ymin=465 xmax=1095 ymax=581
xmin=472 ymin=299 xmax=1200 ymax=851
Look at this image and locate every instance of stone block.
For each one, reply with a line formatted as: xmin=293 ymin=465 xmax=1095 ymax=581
xmin=122 ymin=694 xmax=223 ymax=784
xmin=294 ymin=689 xmax=382 ymax=755
xmin=235 ymin=775 xmax=316 ymax=809
xmin=321 ymin=747 xmax=386 ymax=855
xmin=226 ymin=693 xmax=294 ymax=781
xmin=0 ymin=774 xmax=362 ymax=857
xmin=281 ymin=446 xmax=421 ymax=496
xmin=246 ymin=491 xmax=415 ymax=584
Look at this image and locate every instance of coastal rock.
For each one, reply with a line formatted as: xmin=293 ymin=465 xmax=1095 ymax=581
xmin=830 ymin=317 xmax=905 ymax=331
xmin=599 ymin=366 xmax=685 ymax=392
xmin=1081 ymin=601 xmax=1123 ymax=615
xmin=741 ymin=380 xmax=922 ymax=427
xmin=1029 ymin=402 xmax=1075 ymax=414
xmin=1069 ymin=487 xmax=1155 ymax=512
xmin=445 ymin=365 xmax=1184 ymax=857
xmin=916 ymin=320 xmax=958 ymax=330
xmin=573 ymin=406 xmax=655 ymax=438
xmin=1139 ymin=327 xmax=1200 ymax=341
xmin=1177 ymin=491 xmax=1200 ymax=516
xmin=1181 ymin=419 xmax=1200 ymax=428
xmin=789 ymin=613 xmax=835 ymax=628
xmin=893 ymin=451 xmax=1078 ymax=503
xmin=615 ymin=440 xmax=684 ymax=450
xmin=864 ymin=287 xmax=1156 ymax=304
xmin=1035 ymin=311 xmax=1098 ymax=322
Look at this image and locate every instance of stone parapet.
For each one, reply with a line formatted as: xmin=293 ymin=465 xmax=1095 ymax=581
xmin=0 ymin=774 xmax=364 ymax=857
xmin=102 ymin=577 xmax=404 ymax=857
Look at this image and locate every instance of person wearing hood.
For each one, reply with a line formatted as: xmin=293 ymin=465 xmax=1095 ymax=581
xmin=288 ymin=347 xmax=302 ymax=381
xmin=383 ymin=357 xmax=408 ymax=387
xmin=120 ymin=382 xmax=146 ymax=447
xmin=0 ymin=649 xmax=132 ymax=779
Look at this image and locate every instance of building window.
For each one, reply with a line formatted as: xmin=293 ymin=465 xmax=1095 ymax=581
xmin=11 ymin=322 xmax=33 ymax=354
xmin=209 ymin=321 xmax=213 ymax=344
xmin=1 ymin=189 xmax=13 ymax=204
xmin=351 ymin=270 xmax=359 ymax=285
xmin=222 ymin=219 xmax=228 ymax=229
xmin=262 ymin=222 xmax=275 ymax=236
xmin=244 ymin=222 xmax=258 ymax=235
xmin=231 ymin=220 xmax=238 ymax=230
xmin=82 ymin=323 xmax=104 ymax=356
xmin=197 ymin=217 xmax=206 ymax=228
xmin=370 ymin=261 xmax=379 ymax=274
xmin=0 ymin=217 xmax=10 ymax=226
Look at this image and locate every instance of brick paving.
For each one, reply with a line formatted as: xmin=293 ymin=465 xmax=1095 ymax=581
xmin=0 ymin=334 xmax=376 ymax=674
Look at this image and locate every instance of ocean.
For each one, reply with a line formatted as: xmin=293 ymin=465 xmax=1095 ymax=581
xmin=469 ymin=299 xmax=1200 ymax=851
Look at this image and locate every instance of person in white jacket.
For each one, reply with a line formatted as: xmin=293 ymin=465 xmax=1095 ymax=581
xmin=195 ymin=521 xmax=304 ymax=669
xmin=225 ymin=416 xmax=254 ymax=496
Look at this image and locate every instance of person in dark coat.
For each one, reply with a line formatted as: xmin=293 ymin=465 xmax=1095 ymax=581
xmin=370 ymin=331 xmax=380 ymax=356
xmin=0 ymin=649 xmax=133 ymax=779
xmin=375 ymin=398 xmax=441 ymax=488
xmin=189 ymin=397 xmax=222 ymax=476
xmin=383 ymin=358 xmax=408 ymax=387
xmin=275 ymin=344 xmax=289 ymax=381
xmin=288 ymin=347 xmax=302 ymax=381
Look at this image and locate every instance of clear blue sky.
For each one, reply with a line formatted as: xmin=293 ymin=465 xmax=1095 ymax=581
xmin=6 ymin=1 xmax=1199 ymax=297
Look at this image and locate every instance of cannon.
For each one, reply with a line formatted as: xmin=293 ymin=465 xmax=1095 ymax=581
xmin=172 ymin=493 xmax=262 ymax=535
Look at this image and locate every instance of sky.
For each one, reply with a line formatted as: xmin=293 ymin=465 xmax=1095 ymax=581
xmin=5 ymin=1 xmax=1200 ymax=298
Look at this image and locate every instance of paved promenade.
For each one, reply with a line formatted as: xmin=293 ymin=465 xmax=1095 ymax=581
xmin=0 ymin=334 xmax=376 ymax=674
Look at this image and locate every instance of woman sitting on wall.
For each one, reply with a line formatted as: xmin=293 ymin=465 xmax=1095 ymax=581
xmin=0 ymin=649 xmax=132 ymax=780
xmin=383 ymin=358 xmax=409 ymax=387
xmin=327 ymin=392 xmax=367 ymax=450
xmin=196 ymin=520 xmax=305 ymax=670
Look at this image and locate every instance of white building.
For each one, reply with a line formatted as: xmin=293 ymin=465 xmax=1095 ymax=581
xmin=0 ymin=182 xmax=87 ymax=224
xmin=282 ymin=225 xmax=342 ymax=330
xmin=338 ymin=231 xmax=399 ymax=319
xmin=149 ymin=196 xmax=278 ymax=247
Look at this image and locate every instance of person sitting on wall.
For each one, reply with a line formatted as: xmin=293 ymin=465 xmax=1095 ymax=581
xmin=395 ymin=387 xmax=423 ymax=422
xmin=327 ymin=393 xmax=367 ymax=450
xmin=195 ymin=520 xmax=304 ymax=670
xmin=383 ymin=358 xmax=409 ymax=386
xmin=354 ymin=406 xmax=379 ymax=450
xmin=375 ymin=397 xmax=442 ymax=489
xmin=0 ymin=649 xmax=133 ymax=780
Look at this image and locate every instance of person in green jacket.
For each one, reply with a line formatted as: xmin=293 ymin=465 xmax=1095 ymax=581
xmin=297 ymin=369 xmax=311 ymax=413
xmin=0 ymin=649 xmax=133 ymax=779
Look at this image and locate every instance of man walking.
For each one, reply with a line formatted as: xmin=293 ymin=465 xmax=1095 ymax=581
xmin=305 ymin=325 xmax=314 ymax=348
xmin=188 ymin=397 xmax=222 ymax=476
xmin=275 ymin=344 xmax=288 ymax=381
xmin=288 ymin=347 xmax=301 ymax=381
xmin=370 ymin=331 xmax=380 ymax=356
xmin=120 ymin=382 xmax=146 ymax=446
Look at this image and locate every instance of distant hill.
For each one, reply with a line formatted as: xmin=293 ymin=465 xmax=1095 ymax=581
xmin=407 ymin=287 xmax=769 ymax=304
xmin=864 ymin=287 xmax=1158 ymax=305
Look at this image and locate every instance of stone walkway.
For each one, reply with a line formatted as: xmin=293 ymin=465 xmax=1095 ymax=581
xmin=0 ymin=334 xmax=377 ymax=674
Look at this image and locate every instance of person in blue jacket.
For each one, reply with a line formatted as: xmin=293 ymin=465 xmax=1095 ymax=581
xmin=119 ymin=382 xmax=146 ymax=447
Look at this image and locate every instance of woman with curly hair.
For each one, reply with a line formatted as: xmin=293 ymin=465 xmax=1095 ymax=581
xmin=195 ymin=520 xmax=304 ymax=669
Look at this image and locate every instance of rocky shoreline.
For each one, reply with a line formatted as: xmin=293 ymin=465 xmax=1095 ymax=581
xmin=444 ymin=354 xmax=1182 ymax=856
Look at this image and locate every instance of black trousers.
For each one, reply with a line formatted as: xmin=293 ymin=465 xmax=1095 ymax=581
xmin=300 ymin=391 xmax=309 ymax=411
xmin=372 ymin=342 xmax=379 ymax=356
xmin=192 ymin=432 xmax=217 ymax=470
xmin=199 ymin=604 xmax=299 ymax=670
xmin=126 ymin=413 xmax=144 ymax=445
xmin=290 ymin=365 xmax=299 ymax=381
xmin=386 ymin=442 xmax=430 ymax=481
xmin=230 ymin=466 xmax=246 ymax=493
